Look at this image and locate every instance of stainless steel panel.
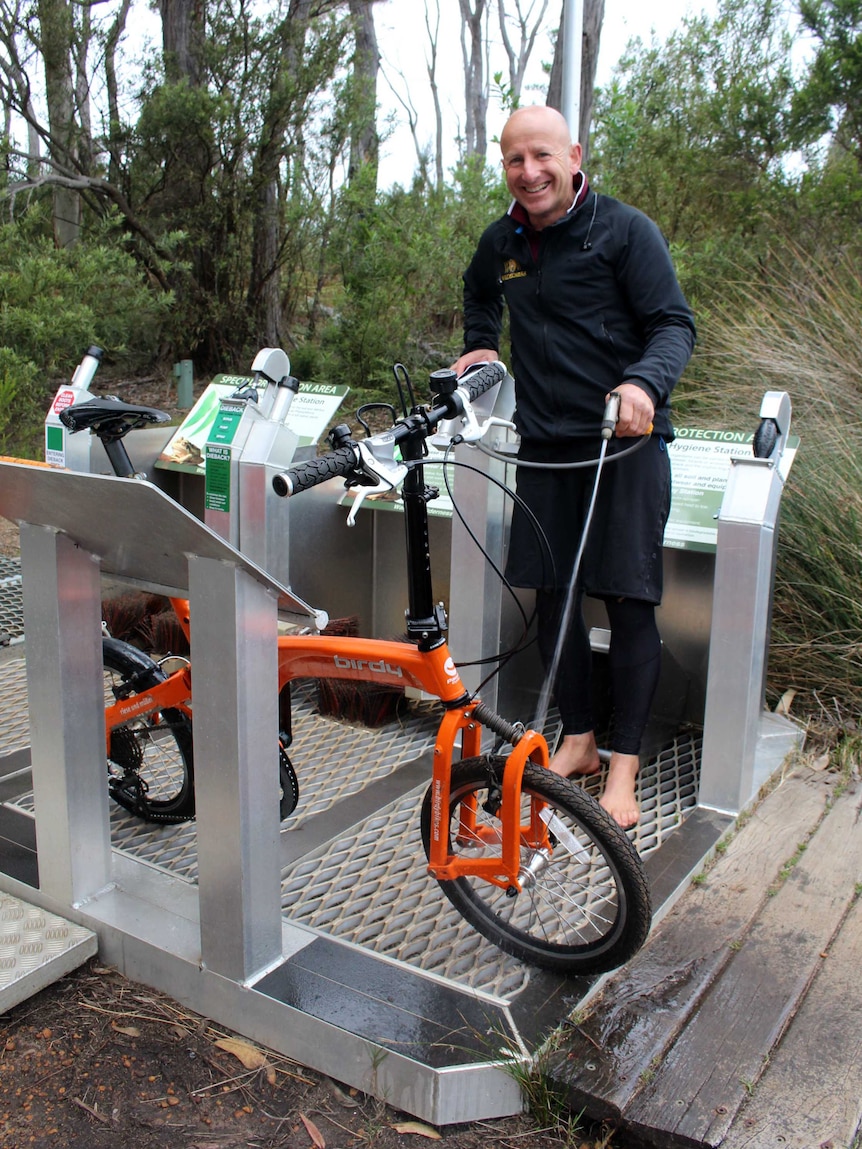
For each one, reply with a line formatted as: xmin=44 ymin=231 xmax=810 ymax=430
xmin=19 ymin=525 xmax=112 ymax=905
xmin=0 ymin=461 xmax=318 ymax=625
xmin=190 ymin=557 xmax=283 ymax=982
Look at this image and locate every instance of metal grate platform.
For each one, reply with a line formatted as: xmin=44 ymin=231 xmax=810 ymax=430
xmin=0 ymin=557 xmax=23 ymax=642
xmin=1 ymin=652 xmax=701 ymax=998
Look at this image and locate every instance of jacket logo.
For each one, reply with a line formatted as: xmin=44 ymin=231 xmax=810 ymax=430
xmin=501 ymin=258 xmax=526 ymax=281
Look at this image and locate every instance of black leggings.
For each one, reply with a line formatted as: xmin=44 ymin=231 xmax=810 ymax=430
xmin=536 ymin=590 xmax=662 ymax=756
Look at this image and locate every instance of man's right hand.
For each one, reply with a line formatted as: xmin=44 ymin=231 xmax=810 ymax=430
xmin=451 ymin=349 xmax=499 ymax=377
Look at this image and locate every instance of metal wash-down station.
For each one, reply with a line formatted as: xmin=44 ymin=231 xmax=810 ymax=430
xmin=0 ymin=354 xmax=800 ymax=1125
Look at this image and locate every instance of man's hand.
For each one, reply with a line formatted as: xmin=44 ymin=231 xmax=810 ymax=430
xmin=451 ymin=349 xmax=499 ymax=377
xmin=611 ymin=382 xmax=655 ymax=437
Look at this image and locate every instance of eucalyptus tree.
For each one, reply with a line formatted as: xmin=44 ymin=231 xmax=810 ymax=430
xmin=590 ymin=0 xmax=797 ymax=249
xmin=34 ymin=0 xmax=90 ymax=244
xmin=459 ymin=0 xmax=489 ymax=158
xmin=347 ymin=0 xmax=380 ymax=183
xmin=496 ymin=0 xmax=551 ymax=108
xmin=792 ymin=0 xmax=862 ymax=168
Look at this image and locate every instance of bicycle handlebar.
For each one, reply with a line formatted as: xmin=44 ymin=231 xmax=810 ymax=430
xmin=450 ymin=359 xmax=506 ymax=404
xmin=272 ymin=361 xmax=507 ymax=501
xmin=271 ymin=444 xmax=359 ymax=497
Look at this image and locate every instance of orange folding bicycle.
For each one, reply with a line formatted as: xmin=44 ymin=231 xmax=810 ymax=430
xmin=65 ymin=361 xmax=651 ymax=974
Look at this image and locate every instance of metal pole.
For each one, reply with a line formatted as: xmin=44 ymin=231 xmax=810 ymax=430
xmin=560 ymin=0 xmax=584 ymax=142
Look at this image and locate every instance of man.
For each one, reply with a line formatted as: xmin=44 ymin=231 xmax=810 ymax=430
xmin=453 ymin=105 xmax=695 ymax=828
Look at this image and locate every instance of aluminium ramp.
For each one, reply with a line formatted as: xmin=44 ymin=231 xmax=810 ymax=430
xmin=0 ymin=891 xmax=97 ymax=1013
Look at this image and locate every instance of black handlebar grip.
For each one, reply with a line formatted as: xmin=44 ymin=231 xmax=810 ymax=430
xmin=272 ymin=444 xmax=359 ymax=497
xmin=460 ymin=360 xmax=506 ymax=403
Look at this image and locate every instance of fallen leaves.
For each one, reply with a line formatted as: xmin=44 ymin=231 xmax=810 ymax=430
xmin=300 ymin=1111 xmax=326 ymax=1146
xmin=392 ymin=1120 xmax=442 ymax=1139
xmin=214 ymin=1036 xmax=277 ymax=1085
xmin=110 ymin=1021 xmax=141 ymax=1038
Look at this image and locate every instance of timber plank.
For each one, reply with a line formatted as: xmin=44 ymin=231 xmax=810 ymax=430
xmin=722 ymin=891 xmax=862 ymax=1149
xmin=547 ymin=769 xmax=832 ymax=1121
xmin=623 ymin=781 xmax=862 ymax=1149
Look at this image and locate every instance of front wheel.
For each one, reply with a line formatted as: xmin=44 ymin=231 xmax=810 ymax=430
xmin=421 ymin=755 xmax=652 ymax=975
xmin=103 ymin=638 xmax=195 ymax=823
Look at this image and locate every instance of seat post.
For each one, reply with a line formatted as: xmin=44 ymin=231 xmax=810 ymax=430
xmin=101 ymin=435 xmax=137 ymax=478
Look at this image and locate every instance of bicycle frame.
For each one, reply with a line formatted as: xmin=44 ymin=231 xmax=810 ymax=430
xmin=104 ymin=618 xmax=551 ymax=890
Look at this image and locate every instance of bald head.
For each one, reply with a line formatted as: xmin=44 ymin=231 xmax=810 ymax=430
xmin=500 ymin=106 xmax=575 ymax=154
xmin=499 ymin=106 xmax=583 ymax=230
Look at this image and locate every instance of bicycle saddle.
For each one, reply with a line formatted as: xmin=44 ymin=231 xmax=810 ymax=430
xmin=60 ymin=396 xmax=171 ymax=440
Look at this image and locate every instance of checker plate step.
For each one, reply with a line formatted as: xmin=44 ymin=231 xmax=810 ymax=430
xmin=0 ymin=892 xmax=98 ymax=1013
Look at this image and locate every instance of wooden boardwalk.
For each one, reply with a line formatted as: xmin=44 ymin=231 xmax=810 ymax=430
xmin=547 ymin=762 xmax=862 ymax=1149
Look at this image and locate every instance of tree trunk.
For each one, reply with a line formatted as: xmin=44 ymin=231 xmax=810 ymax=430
xmin=247 ymin=0 xmax=314 ymax=348
xmin=459 ymin=0 xmax=488 ymax=160
xmin=37 ymin=0 xmax=81 ymax=245
xmin=547 ymin=0 xmax=604 ymax=163
xmin=348 ymin=0 xmax=380 ymax=185
xmin=496 ymin=0 xmax=550 ymax=108
xmin=159 ymin=0 xmax=205 ymax=86
xmin=426 ymin=1 xmax=444 ymax=190
xmin=104 ymin=0 xmax=133 ymax=186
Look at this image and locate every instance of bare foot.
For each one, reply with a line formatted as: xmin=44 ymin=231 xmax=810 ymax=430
xmin=600 ymin=753 xmax=640 ymax=829
xmin=548 ymin=732 xmax=601 ymax=778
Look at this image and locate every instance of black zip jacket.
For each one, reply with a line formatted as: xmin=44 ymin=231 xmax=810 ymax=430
xmin=462 ymin=191 xmax=696 ymax=444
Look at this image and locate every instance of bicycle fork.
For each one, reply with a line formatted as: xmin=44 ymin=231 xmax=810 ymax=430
xmin=425 ymin=702 xmax=551 ymax=893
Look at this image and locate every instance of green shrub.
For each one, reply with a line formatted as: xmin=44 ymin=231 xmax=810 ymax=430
xmin=0 ymin=349 xmax=45 ymax=458
xmin=0 ymin=212 xmax=172 ymax=377
xmin=687 ymin=243 xmax=862 ymax=717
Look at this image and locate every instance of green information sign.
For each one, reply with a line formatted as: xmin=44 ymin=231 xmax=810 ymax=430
xmin=665 ymin=428 xmax=798 ymax=552
xmin=204 ymin=443 xmax=233 ymax=511
xmin=208 ymin=404 xmax=243 ymax=446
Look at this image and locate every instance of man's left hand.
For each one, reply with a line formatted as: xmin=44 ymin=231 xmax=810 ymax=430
xmin=611 ymin=382 xmax=655 ymax=437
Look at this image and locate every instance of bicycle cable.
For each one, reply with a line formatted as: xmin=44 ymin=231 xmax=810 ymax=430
xmin=400 ymin=450 xmax=554 ymax=690
xmin=438 ymin=448 xmax=545 ymax=700
xmin=474 ymin=429 xmax=652 ymax=470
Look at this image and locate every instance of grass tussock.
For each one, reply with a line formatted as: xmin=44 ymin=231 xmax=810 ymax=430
xmin=682 ymin=244 xmax=862 ymax=727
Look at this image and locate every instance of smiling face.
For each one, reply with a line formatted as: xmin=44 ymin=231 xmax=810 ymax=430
xmin=500 ymin=107 xmax=583 ymax=230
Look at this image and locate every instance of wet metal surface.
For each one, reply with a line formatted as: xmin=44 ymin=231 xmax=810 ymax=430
xmin=256 ymin=935 xmax=522 ymax=1067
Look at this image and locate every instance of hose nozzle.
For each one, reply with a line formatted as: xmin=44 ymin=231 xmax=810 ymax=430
xmin=601 ymin=392 xmax=621 ymax=440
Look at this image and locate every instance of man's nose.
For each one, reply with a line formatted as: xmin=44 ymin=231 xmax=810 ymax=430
xmin=522 ymin=156 xmax=541 ymax=181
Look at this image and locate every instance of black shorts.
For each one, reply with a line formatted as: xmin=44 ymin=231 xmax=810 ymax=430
xmin=504 ymin=435 xmax=671 ymax=603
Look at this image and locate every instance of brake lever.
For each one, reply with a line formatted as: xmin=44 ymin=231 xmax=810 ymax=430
xmin=430 ymin=391 xmax=515 ymax=447
xmin=454 ymin=403 xmax=516 ymax=445
xmin=345 ymin=436 xmax=408 ymax=526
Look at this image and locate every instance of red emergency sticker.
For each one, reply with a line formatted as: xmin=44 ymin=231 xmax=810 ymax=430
xmin=52 ymin=389 xmax=76 ymax=413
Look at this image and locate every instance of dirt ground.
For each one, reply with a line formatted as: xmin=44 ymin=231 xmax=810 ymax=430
xmin=0 ymin=520 xmax=18 ymax=560
xmin=0 ymin=959 xmax=618 ymax=1149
